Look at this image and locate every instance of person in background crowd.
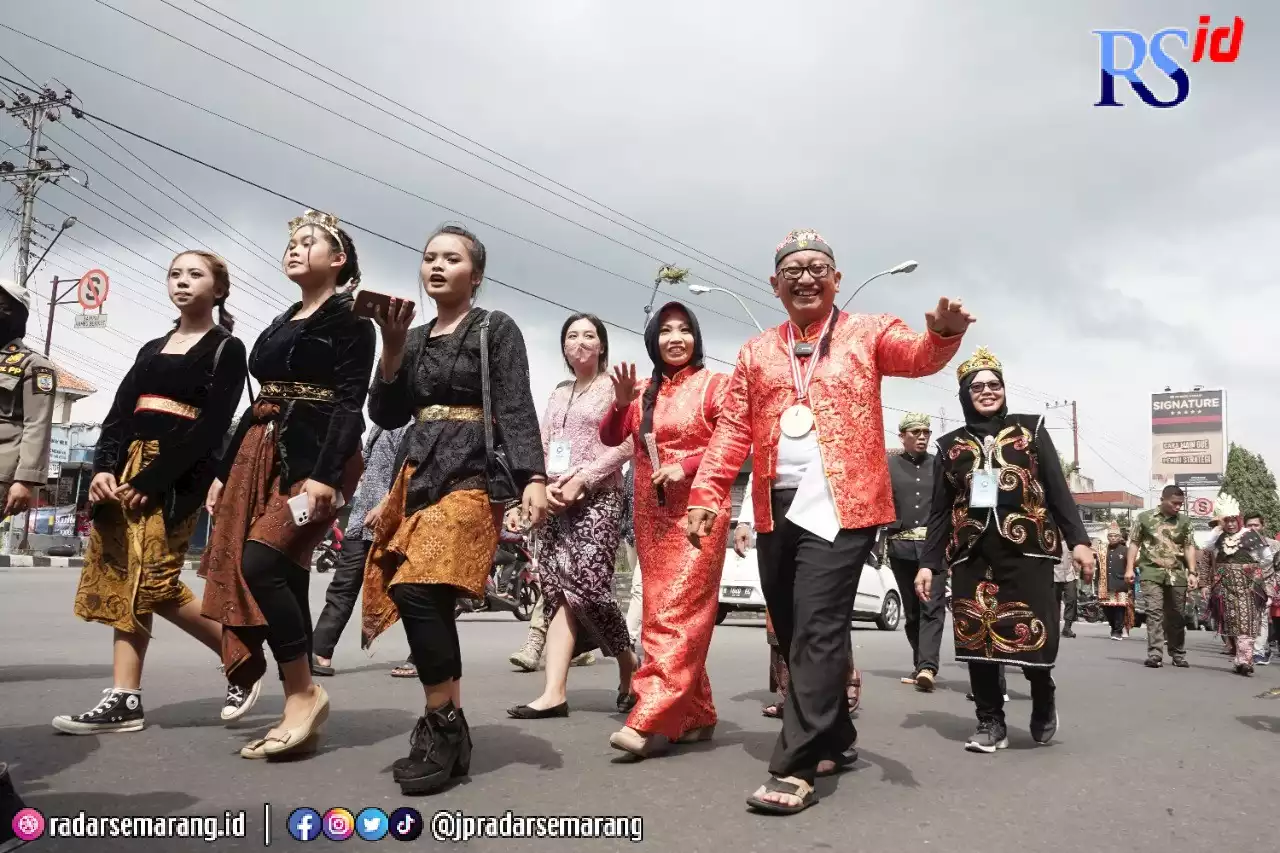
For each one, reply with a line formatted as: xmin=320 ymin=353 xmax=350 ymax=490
xmin=620 ymin=465 xmax=643 ymax=653
xmin=56 ymin=251 xmax=254 ymax=735
xmin=508 ymin=313 xmax=634 ymax=720
xmin=201 ymin=210 xmax=374 ymax=760
xmin=599 ymin=302 xmax=728 ymax=757
xmin=1098 ymin=522 xmax=1132 ymax=640
xmin=361 ymin=224 xmax=546 ymax=795
xmin=1207 ymin=496 xmax=1277 ymax=676
xmin=736 ymin=475 xmax=862 ymax=720
xmin=885 ymin=412 xmax=946 ymax=692
xmin=1244 ymin=513 xmax=1277 ymax=666
xmin=688 ymin=228 xmax=971 ymax=814
xmin=919 ymin=347 xmax=1093 ymax=755
xmin=1126 ymin=485 xmax=1197 ymax=669
xmin=1055 ymin=537 xmax=1080 ymax=639
xmin=0 ymin=279 xmax=55 ymax=541
xmin=310 ymin=425 xmax=407 ymax=677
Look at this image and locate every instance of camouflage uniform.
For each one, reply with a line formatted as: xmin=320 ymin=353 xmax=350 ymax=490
xmin=1129 ymin=508 xmax=1195 ymax=663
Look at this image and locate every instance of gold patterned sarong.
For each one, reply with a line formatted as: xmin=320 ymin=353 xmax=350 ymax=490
xmin=74 ymin=440 xmax=198 ymax=635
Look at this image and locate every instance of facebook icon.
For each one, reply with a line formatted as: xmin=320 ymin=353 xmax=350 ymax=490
xmin=287 ymin=808 xmax=322 ymax=842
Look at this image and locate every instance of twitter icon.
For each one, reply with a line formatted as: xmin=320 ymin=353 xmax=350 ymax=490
xmin=355 ymin=808 xmax=389 ymax=841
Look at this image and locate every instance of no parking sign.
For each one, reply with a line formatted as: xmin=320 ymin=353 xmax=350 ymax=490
xmin=1190 ymin=497 xmax=1214 ymax=517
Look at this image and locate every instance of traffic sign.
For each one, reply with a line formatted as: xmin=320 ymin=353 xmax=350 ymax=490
xmin=76 ymin=269 xmax=109 ymax=310
xmin=73 ymin=314 xmax=108 ymax=329
xmin=1190 ymin=497 xmax=1214 ymax=517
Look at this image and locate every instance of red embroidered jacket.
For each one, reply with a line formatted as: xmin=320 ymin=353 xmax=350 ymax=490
xmin=688 ymin=311 xmax=963 ymax=533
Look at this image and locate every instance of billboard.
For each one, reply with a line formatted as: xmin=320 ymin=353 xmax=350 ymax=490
xmin=1150 ymin=389 xmax=1225 ymax=489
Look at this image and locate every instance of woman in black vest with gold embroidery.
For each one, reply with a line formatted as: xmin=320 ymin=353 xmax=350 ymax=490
xmin=200 ymin=210 xmax=375 ymax=761
xmin=918 ymin=347 xmax=1093 ymax=755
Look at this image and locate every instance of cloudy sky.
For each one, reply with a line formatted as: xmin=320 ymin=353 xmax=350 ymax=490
xmin=0 ymin=0 xmax=1273 ymax=500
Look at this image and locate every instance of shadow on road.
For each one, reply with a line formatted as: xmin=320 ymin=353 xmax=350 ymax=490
xmin=3 ymin=723 xmax=101 ymax=794
xmin=1236 ymin=715 xmax=1279 ymax=733
xmin=728 ymin=688 xmax=773 ymax=705
xmin=900 ymin=710 xmax=973 ymax=743
xmin=861 ymin=668 xmax=1030 ymax=701
xmin=21 ymin=788 xmax=199 ymax=818
xmin=0 ymin=664 xmax=114 ymax=684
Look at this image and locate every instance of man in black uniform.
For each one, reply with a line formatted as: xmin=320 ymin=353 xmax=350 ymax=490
xmin=884 ymin=413 xmax=946 ymax=692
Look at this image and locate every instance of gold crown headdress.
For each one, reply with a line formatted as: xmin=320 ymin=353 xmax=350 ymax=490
xmin=956 ymin=346 xmax=1002 ymax=382
xmin=288 ymin=209 xmax=344 ymax=251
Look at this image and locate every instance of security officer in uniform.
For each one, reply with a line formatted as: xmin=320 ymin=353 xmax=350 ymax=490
xmin=884 ymin=412 xmax=946 ymax=692
xmin=0 ymin=278 xmax=57 ymax=532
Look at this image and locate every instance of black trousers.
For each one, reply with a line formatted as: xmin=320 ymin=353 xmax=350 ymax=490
xmin=756 ymin=489 xmax=875 ymax=784
xmin=391 ymin=583 xmax=460 ymax=686
xmin=312 ymin=539 xmax=372 ymax=659
xmin=1104 ymin=606 xmax=1126 ymax=635
xmin=969 ymin=662 xmax=1053 ymax=724
xmin=1055 ymin=580 xmax=1078 ymax=624
xmin=889 ymin=555 xmax=946 ymax=674
xmin=241 ymin=541 xmax=313 ymax=665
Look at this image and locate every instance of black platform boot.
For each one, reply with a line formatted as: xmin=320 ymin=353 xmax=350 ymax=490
xmin=1 ymin=762 xmax=32 ymax=852
xmin=395 ymin=701 xmax=465 ymax=795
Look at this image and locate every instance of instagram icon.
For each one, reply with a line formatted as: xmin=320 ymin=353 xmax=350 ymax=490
xmin=322 ymin=808 xmax=355 ymax=841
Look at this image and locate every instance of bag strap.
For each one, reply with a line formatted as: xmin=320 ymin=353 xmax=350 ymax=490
xmin=480 ymin=313 xmax=495 ymax=456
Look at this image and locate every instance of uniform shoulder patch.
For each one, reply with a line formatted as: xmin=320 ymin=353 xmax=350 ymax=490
xmin=33 ymin=366 xmax=55 ymax=394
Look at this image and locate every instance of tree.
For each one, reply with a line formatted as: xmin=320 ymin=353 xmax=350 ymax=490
xmin=1060 ymin=454 xmax=1079 ymax=483
xmin=1220 ymin=443 xmax=1280 ymax=536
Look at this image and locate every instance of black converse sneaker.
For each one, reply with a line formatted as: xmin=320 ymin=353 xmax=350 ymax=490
xmin=964 ymin=718 xmax=1009 ymax=754
xmin=220 ymin=679 xmax=262 ymax=722
xmin=52 ymin=688 xmax=144 ymax=734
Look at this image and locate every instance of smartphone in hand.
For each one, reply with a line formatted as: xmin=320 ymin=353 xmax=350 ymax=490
xmin=352 ymin=289 xmax=411 ymax=319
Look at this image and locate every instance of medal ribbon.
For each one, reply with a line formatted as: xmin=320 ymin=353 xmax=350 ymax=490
xmin=785 ymin=314 xmax=834 ymax=405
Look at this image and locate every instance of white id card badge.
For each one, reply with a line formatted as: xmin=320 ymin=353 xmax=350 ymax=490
xmin=547 ymin=440 xmax=572 ymax=476
xmin=970 ymin=469 xmax=998 ymax=509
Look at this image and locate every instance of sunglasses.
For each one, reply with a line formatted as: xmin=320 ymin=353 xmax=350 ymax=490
xmin=969 ymin=380 xmax=1004 ymax=393
xmin=904 ymin=429 xmax=932 ymax=437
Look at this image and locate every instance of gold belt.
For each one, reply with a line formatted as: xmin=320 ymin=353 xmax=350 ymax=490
xmin=135 ymin=394 xmax=200 ymax=420
xmin=259 ymin=381 xmax=335 ymax=402
xmin=416 ymin=405 xmax=483 ymax=423
xmin=890 ymin=526 xmax=928 ymax=540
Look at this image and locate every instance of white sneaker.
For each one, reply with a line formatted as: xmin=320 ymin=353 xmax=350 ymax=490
xmin=221 ymin=680 xmax=262 ymax=722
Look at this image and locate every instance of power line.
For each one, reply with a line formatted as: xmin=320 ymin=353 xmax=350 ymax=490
xmin=0 ymin=37 xmax=766 ymax=333
xmin=111 ymin=0 xmax=778 ymax=306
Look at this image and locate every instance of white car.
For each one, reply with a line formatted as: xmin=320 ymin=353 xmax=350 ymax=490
xmin=717 ymin=543 xmax=903 ymax=630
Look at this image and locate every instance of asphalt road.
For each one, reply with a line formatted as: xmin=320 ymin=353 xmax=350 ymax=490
xmin=3 ymin=566 xmax=1278 ymax=852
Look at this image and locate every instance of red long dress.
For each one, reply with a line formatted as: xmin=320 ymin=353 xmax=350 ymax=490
xmin=600 ymin=366 xmax=730 ymax=740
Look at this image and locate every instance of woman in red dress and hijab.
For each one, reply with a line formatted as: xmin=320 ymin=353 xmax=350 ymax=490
xmin=599 ymin=301 xmax=730 ymax=757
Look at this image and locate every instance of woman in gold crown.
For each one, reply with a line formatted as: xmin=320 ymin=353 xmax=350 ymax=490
xmin=1205 ymin=492 xmax=1278 ymax=675
xmin=201 ymin=209 xmax=376 ymax=760
xmin=918 ymin=347 xmax=1093 ymax=754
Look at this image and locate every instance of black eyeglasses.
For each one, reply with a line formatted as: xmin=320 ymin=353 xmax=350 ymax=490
xmin=905 ymin=429 xmax=932 ymax=437
xmin=969 ymin=380 xmax=1003 ymax=393
xmin=779 ymin=262 xmax=834 ymax=281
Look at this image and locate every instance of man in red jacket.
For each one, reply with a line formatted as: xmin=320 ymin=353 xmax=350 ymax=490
xmin=687 ymin=229 xmax=973 ymax=814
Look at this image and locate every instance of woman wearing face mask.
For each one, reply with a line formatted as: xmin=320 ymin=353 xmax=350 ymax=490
xmin=1205 ymin=493 xmax=1278 ymax=675
xmin=361 ymin=224 xmax=546 ymax=795
xmin=55 ymin=251 xmax=254 ymax=735
xmin=507 ymin=312 xmax=637 ymax=721
xmin=597 ymin=302 xmax=728 ymax=757
xmin=919 ymin=347 xmax=1093 ymax=755
xmin=201 ymin=210 xmax=374 ymax=761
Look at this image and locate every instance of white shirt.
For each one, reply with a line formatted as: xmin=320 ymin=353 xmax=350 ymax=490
xmin=774 ymin=432 xmax=823 ymax=489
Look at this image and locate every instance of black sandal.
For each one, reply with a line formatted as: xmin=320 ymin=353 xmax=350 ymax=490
xmin=746 ymin=777 xmax=817 ymax=815
xmin=817 ymin=746 xmax=858 ymax=777
xmin=616 ymin=690 xmax=637 ymax=713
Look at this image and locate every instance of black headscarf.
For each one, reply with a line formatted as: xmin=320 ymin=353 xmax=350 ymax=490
xmin=639 ymin=301 xmax=705 ymax=440
xmin=958 ymin=366 xmax=1008 ymax=439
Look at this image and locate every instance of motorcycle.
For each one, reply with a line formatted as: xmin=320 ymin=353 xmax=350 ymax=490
xmin=455 ymin=529 xmax=540 ymax=621
xmin=315 ymin=522 xmax=342 ymax=574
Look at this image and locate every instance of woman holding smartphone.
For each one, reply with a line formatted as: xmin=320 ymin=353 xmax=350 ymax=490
xmin=54 ymin=250 xmax=252 ymax=735
xmin=361 ymin=223 xmax=546 ymax=796
xmin=200 ymin=209 xmax=375 ymax=761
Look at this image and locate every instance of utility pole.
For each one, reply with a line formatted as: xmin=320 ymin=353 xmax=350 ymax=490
xmin=1 ymin=85 xmax=74 ymax=553
xmin=1 ymin=85 xmax=74 ymax=287
xmin=1046 ymin=399 xmax=1079 ymax=469
xmin=938 ymin=406 xmax=947 ymax=434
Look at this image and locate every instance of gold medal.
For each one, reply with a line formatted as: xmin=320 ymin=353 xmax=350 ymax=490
xmin=780 ymin=404 xmax=814 ymax=438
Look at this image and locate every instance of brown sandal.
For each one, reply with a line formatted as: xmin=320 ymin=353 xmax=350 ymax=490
xmin=762 ymin=701 xmax=783 ymax=719
xmin=390 ymin=662 xmax=417 ymax=679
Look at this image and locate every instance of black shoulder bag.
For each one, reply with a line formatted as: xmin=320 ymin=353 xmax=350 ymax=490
xmin=479 ymin=313 xmax=520 ymax=504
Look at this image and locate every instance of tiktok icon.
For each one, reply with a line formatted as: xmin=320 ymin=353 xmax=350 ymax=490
xmin=388 ymin=807 xmax=423 ymax=841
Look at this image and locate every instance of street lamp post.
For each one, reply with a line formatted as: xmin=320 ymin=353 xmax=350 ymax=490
xmin=20 ymin=216 xmax=76 ymax=289
xmin=644 ymin=264 xmax=691 ymax=327
xmin=687 ymin=284 xmax=764 ymax=332
xmin=840 ymin=260 xmax=918 ymax=312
